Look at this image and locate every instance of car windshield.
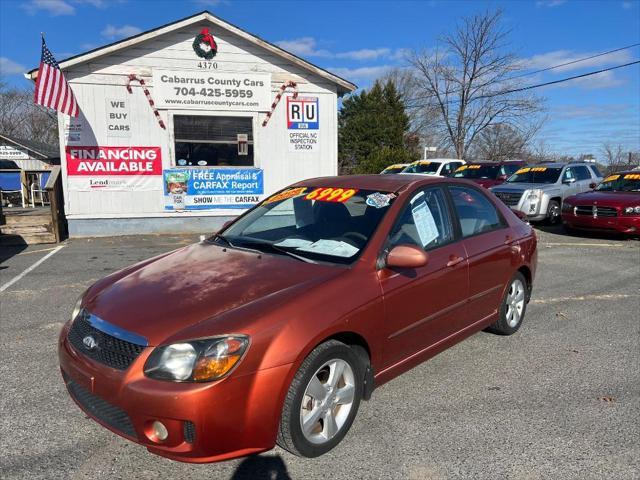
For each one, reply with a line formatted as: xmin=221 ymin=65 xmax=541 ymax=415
xmin=507 ymin=167 xmax=562 ymax=184
xmin=596 ymin=173 xmax=640 ymax=192
xmin=403 ymin=161 xmax=441 ymax=174
xmin=381 ymin=165 xmax=406 ymax=174
xmin=452 ymin=164 xmax=500 ymax=179
xmin=215 ymin=186 xmax=397 ymax=265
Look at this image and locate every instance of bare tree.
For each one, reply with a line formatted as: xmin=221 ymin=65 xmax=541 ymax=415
xmin=0 ymin=80 xmax=59 ymax=146
xmin=409 ymin=10 xmax=544 ymax=159
xmin=470 ymin=121 xmax=543 ymax=161
xmin=601 ymin=142 xmax=626 ymax=168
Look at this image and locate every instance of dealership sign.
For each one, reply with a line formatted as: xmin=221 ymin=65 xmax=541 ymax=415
xmin=286 ymin=96 xmax=319 ymax=152
xmin=163 ymin=167 xmax=264 ymax=210
xmin=66 ymin=146 xmax=162 ymax=191
xmin=152 ymin=70 xmax=271 ymax=111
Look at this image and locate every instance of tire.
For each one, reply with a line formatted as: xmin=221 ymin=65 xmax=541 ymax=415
xmin=487 ymin=272 xmax=528 ymax=335
xmin=277 ymin=340 xmax=364 ymax=458
xmin=546 ymin=200 xmax=561 ymax=225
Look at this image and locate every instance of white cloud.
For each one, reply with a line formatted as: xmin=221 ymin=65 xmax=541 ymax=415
xmin=23 ymin=0 xmax=75 ymax=16
xmin=328 ymin=65 xmax=394 ymax=81
xmin=276 ymin=37 xmax=406 ymax=62
xmin=536 ymin=0 xmax=566 ymax=7
xmin=556 ymin=70 xmax=626 ymax=89
xmin=521 ymin=48 xmax=634 ymax=73
xmin=0 ymin=57 xmax=26 ymax=75
xmin=101 ymin=24 xmax=142 ymax=40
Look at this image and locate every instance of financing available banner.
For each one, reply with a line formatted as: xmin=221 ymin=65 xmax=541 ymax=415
xmin=164 ymin=167 xmax=264 ymax=210
xmin=65 ymin=146 xmax=162 ymax=191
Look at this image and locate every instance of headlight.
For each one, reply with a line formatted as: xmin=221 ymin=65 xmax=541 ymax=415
xmin=144 ymin=336 xmax=249 ymax=382
xmin=624 ymin=206 xmax=640 ymax=215
xmin=526 ymin=189 xmax=542 ymax=201
xmin=71 ymin=291 xmax=86 ymax=322
xmin=562 ymin=202 xmax=573 ymax=212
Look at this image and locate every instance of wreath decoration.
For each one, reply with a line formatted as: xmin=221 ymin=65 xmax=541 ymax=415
xmin=192 ymin=27 xmax=218 ymax=60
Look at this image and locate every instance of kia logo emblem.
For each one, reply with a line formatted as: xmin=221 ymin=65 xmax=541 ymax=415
xmin=82 ymin=335 xmax=98 ymax=350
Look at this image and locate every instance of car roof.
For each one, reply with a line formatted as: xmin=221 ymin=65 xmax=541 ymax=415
xmin=535 ymin=162 xmax=591 ymax=168
xmin=293 ymin=174 xmax=445 ymax=192
xmin=468 ymin=160 xmax=525 ymax=165
xmin=411 ymin=158 xmax=462 ymax=163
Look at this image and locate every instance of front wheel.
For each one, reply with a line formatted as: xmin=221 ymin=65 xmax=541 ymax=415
xmin=277 ymin=340 xmax=363 ymax=458
xmin=487 ymin=272 xmax=528 ymax=335
xmin=546 ymin=200 xmax=561 ymax=225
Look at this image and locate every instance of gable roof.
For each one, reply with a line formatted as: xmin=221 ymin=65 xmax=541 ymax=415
xmin=0 ymin=133 xmax=59 ymax=160
xmin=26 ymin=10 xmax=357 ymax=95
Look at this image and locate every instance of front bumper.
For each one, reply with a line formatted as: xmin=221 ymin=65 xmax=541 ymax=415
xmin=562 ymin=213 xmax=640 ymax=234
xmin=58 ymin=323 xmax=293 ymax=463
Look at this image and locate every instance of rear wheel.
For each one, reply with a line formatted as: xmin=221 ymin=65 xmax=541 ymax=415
xmin=546 ymin=200 xmax=561 ymax=225
xmin=277 ymin=340 xmax=363 ymax=458
xmin=487 ymin=272 xmax=528 ymax=335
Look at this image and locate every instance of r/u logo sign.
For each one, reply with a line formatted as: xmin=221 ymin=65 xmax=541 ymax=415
xmin=287 ymin=96 xmax=319 ymax=130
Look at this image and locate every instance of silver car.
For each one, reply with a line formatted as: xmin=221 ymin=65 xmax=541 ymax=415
xmin=490 ymin=162 xmax=603 ymax=223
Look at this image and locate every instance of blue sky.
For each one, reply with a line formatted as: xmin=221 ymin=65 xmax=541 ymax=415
xmin=0 ymin=0 xmax=639 ymax=157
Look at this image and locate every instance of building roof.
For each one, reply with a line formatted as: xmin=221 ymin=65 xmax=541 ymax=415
xmin=0 ymin=133 xmax=59 ymax=160
xmin=26 ymin=10 xmax=357 ymax=95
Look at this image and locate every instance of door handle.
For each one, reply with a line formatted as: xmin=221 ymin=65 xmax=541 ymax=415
xmin=446 ymin=255 xmax=464 ymax=267
xmin=504 ymin=235 xmax=513 ymax=245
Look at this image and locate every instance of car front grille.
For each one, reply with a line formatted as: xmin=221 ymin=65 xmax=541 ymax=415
xmin=63 ymin=372 xmax=136 ymax=438
xmin=575 ymin=205 xmax=618 ymax=217
xmin=493 ymin=191 xmax=523 ymax=207
xmin=67 ymin=312 xmax=145 ymax=370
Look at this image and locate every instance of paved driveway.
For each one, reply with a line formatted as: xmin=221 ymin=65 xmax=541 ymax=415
xmin=1 ymin=228 xmax=638 ymax=479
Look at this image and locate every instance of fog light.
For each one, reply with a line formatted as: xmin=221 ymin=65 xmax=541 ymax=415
xmin=151 ymin=421 xmax=168 ymax=442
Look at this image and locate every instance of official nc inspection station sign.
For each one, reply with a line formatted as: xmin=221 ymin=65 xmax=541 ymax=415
xmin=164 ymin=168 xmax=264 ymax=210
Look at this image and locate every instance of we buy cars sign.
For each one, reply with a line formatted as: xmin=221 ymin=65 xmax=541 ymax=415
xmin=65 ymin=146 xmax=162 ymax=191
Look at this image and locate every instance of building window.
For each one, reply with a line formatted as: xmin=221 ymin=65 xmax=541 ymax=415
xmin=173 ymin=115 xmax=254 ymax=167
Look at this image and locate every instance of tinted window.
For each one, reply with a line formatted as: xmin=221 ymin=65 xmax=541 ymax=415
xmin=389 ymin=188 xmax=453 ymax=250
xmin=502 ymin=164 xmax=521 ymax=175
xmin=403 ymin=161 xmax=441 ymax=174
xmin=453 ymin=164 xmax=500 ymax=179
xmin=574 ymin=166 xmax=591 ymax=181
xmin=507 ymin=167 xmax=562 ymax=184
xmin=449 ymin=186 xmax=503 ymax=237
xmin=589 ymin=165 xmax=603 ymax=178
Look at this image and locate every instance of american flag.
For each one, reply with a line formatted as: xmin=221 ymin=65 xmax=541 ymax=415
xmin=34 ymin=36 xmax=78 ymax=117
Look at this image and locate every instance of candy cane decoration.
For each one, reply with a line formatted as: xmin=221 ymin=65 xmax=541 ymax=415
xmin=126 ymin=74 xmax=166 ymax=129
xmin=262 ymin=80 xmax=298 ymax=127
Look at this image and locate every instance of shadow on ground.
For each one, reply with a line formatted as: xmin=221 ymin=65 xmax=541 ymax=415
xmin=231 ymin=455 xmax=291 ymax=480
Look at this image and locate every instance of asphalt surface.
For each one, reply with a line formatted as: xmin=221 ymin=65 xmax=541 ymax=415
xmin=0 ymin=226 xmax=638 ymax=480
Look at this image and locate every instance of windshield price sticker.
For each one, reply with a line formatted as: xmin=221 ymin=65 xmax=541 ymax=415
xmin=456 ymin=165 xmax=468 ymax=171
xmin=531 ymin=167 xmax=547 ymax=172
xmin=263 ymin=187 xmax=307 ymax=205
xmin=516 ymin=168 xmax=531 ymax=174
xmin=305 ymin=187 xmax=358 ymax=203
xmin=418 ymin=161 xmax=431 ymax=165
xmin=603 ymin=174 xmax=620 ymax=182
xmin=467 ymin=165 xmax=481 ymax=169
xmin=624 ymin=174 xmax=640 ymax=180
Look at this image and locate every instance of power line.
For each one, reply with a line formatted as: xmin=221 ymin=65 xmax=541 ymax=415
xmin=402 ymin=43 xmax=640 ymax=108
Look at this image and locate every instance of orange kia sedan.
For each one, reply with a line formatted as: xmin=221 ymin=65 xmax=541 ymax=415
xmin=59 ymin=175 xmax=537 ymax=463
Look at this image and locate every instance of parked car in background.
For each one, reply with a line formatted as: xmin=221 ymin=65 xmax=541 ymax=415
xmin=562 ymin=171 xmax=640 ymax=235
xmin=401 ymin=158 xmax=466 ymax=177
xmin=490 ymin=162 xmax=603 ymax=224
xmin=380 ymin=163 xmax=410 ymax=174
xmin=59 ymin=174 xmax=536 ymax=463
xmin=450 ymin=160 xmax=525 ymax=188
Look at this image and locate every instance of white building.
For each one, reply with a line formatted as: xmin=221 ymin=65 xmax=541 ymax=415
xmin=26 ymin=11 xmax=355 ymax=236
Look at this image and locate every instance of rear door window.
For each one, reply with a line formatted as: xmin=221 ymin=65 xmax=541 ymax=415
xmin=449 ymin=186 xmax=504 ymax=237
xmin=574 ymin=166 xmax=591 ymax=181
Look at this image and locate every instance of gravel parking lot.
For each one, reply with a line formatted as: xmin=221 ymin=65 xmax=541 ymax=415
xmin=1 ymin=227 xmax=638 ymax=480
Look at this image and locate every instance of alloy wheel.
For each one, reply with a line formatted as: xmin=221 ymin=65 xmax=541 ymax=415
xmin=505 ymin=278 xmax=526 ymax=327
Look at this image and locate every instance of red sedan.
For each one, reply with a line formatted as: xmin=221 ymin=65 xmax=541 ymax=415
xmin=58 ymin=175 xmax=537 ymax=463
xmin=450 ymin=160 xmax=525 ymax=188
xmin=562 ymin=171 xmax=640 ymax=235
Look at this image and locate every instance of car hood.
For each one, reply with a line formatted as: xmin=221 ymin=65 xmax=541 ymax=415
xmin=565 ymin=191 xmax=640 ymax=206
xmin=491 ymin=182 xmax=555 ymax=193
xmin=83 ymin=242 xmax=341 ymax=346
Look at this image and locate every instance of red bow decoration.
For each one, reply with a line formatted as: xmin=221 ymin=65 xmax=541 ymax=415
xmin=199 ymin=28 xmax=217 ymax=51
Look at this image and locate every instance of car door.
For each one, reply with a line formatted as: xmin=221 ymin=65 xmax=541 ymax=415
xmin=561 ymin=167 xmax=581 ymax=197
xmin=447 ymin=185 xmax=515 ymax=327
xmin=378 ymin=186 xmax=470 ymax=368
xmin=574 ymin=165 xmax=594 ymax=192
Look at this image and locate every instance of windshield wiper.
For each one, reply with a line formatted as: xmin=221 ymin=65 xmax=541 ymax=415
xmin=213 ymin=233 xmax=234 ymax=247
xmin=234 ymin=238 xmax=317 ymax=264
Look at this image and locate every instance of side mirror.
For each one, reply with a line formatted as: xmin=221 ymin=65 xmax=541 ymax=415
xmin=589 ymin=182 xmax=597 ymax=189
xmin=512 ymin=209 xmax=529 ymax=223
xmin=497 ymin=174 xmax=508 ymax=181
xmin=386 ymin=244 xmax=429 ymax=269
xmin=563 ymin=177 xmax=576 ymax=185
